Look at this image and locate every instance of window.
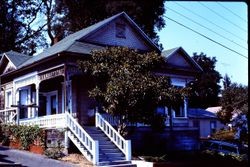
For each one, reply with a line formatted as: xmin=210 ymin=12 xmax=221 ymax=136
xmin=116 ymin=23 xmax=126 ymax=38
xmin=51 ymin=95 xmax=57 ymax=115
xmin=210 ymin=121 xmax=217 ymax=134
xmin=19 ymin=89 xmax=29 ymax=119
xmin=6 ymin=91 xmax=12 ymax=108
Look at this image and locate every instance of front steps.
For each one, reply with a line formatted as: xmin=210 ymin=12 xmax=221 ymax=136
xmin=83 ymin=126 xmax=135 ymax=167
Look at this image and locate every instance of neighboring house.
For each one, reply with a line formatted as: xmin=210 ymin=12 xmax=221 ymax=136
xmin=188 ymin=108 xmax=226 ymax=138
xmin=0 ymin=12 xmax=203 ymax=165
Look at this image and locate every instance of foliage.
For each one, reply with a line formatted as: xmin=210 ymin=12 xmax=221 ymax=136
xmin=217 ymin=82 xmax=248 ymax=144
xmin=0 ymin=124 xmax=10 ymax=145
xmin=201 ymin=149 xmax=248 ymax=165
xmin=218 ymin=83 xmax=248 ymax=124
xmin=78 ymin=47 xmax=189 ymax=132
xmin=211 ymin=129 xmax=236 ymax=142
xmin=46 ymin=0 xmax=166 ymax=48
xmin=222 ymin=74 xmax=231 ymax=89
xmin=0 ymin=0 xmax=48 ymax=55
xmin=139 ymin=154 xmax=168 ymax=162
xmin=187 ymin=52 xmax=222 ymax=108
xmin=0 ymin=124 xmax=45 ymax=150
xmin=1 ymin=0 xmax=166 ymax=54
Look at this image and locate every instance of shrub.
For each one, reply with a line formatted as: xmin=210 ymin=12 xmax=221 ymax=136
xmin=0 ymin=124 xmax=45 ymax=150
xmin=211 ymin=129 xmax=235 ymax=142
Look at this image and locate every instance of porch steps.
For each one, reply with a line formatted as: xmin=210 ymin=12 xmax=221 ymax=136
xmin=67 ymin=131 xmax=92 ymax=161
xmin=84 ymin=126 xmax=133 ymax=167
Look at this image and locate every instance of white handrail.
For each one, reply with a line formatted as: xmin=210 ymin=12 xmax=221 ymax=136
xmin=66 ymin=112 xmax=99 ymax=164
xmin=0 ymin=108 xmax=17 ymax=123
xmin=95 ymin=112 xmax=131 ymax=161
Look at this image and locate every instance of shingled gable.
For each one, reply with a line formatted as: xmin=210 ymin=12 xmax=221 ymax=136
xmin=162 ymin=47 xmax=203 ymax=72
xmin=18 ymin=12 xmax=160 ymax=69
xmin=0 ymin=50 xmax=31 ymax=74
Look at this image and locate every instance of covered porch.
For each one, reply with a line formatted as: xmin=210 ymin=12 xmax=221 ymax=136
xmin=0 ymin=65 xmax=75 ymax=128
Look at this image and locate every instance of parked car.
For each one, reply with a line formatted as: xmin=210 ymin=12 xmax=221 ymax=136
xmin=200 ymin=140 xmax=240 ymax=155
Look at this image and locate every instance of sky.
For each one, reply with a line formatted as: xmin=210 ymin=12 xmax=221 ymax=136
xmin=158 ymin=1 xmax=248 ymax=86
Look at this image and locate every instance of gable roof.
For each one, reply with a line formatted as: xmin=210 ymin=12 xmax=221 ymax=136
xmin=4 ymin=51 xmax=31 ymax=67
xmin=19 ymin=12 xmax=160 ymax=69
xmin=188 ymin=108 xmax=217 ymax=119
xmin=162 ymin=47 xmax=203 ymax=72
xmin=0 ymin=50 xmax=30 ymax=68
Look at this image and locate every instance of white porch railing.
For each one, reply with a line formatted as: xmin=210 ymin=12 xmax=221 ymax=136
xmin=95 ymin=112 xmax=131 ymax=161
xmin=66 ymin=112 xmax=99 ymax=165
xmin=19 ymin=113 xmax=66 ymax=128
xmin=101 ymin=113 xmax=119 ymax=126
xmin=0 ymin=108 xmax=17 ymax=124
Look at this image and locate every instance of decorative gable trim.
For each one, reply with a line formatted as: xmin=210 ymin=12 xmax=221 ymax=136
xmin=0 ymin=54 xmax=17 ymax=75
xmin=80 ymin=12 xmax=160 ymax=52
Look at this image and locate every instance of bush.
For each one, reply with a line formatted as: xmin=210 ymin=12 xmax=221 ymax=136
xmin=0 ymin=124 xmax=45 ymax=150
xmin=211 ymin=129 xmax=235 ymax=142
xmin=201 ymin=149 xmax=248 ymax=165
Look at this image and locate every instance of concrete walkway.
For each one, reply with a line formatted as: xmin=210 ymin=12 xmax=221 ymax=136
xmin=0 ymin=146 xmax=78 ymax=167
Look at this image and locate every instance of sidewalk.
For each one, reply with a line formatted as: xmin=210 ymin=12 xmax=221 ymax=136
xmin=0 ymin=146 xmax=78 ymax=167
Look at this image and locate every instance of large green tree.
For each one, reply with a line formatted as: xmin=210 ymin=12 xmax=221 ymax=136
xmin=46 ymin=0 xmax=166 ymax=48
xmin=187 ymin=52 xmax=222 ymax=108
xmin=0 ymin=0 xmax=47 ymax=55
xmin=217 ymin=81 xmax=248 ymax=143
xmin=217 ymin=83 xmax=248 ymax=124
xmin=78 ymin=47 xmax=188 ymax=132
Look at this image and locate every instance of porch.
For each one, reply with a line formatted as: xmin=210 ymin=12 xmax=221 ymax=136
xmin=0 ymin=108 xmax=66 ymax=128
xmin=0 ymin=109 xmax=132 ymax=165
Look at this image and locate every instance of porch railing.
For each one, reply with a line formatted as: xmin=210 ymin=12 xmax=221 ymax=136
xmin=66 ymin=112 xmax=99 ymax=164
xmin=0 ymin=108 xmax=17 ymax=124
xmin=19 ymin=113 xmax=66 ymax=128
xmin=95 ymin=112 xmax=131 ymax=161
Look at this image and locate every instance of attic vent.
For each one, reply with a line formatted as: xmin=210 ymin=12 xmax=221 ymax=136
xmin=115 ymin=23 xmax=126 ymax=38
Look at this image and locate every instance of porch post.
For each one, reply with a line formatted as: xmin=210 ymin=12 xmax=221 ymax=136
xmin=15 ymin=89 xmax=20 ymax=125
xmin=64 ymin=130 xmax=69 ymax=155
xmin=183 ymin=97 xmax=188 ymax=118
xmin=35 ymin=84 xmax=40 ymax=117
xmin=16 ymin=101 xmax=20 ymax=125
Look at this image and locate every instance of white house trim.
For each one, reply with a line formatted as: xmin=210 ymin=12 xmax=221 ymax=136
xmin=13 ymin=71 xmax=39 ymax=93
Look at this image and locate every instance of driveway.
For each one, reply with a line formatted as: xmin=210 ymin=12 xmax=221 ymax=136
xmin=0 ymin=146 xmax=78 ymax=167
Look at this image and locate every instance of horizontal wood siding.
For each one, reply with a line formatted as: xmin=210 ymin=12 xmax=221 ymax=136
xmin=72 ymin=75 xmax=96 ymax=126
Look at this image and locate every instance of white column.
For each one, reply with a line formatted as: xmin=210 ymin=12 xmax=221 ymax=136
xmin=15 ymin=89 xmax=20 ymax=124
xmin=61 ymin=82 xmax=65 ymax=113
xmin=93 ymin=140 xmax=99 ymax=165
xmin=36 ymin=84 xmax=40 ymax=117
xmin=65 ymin=80 xmax=72 ymax=114
xmin=64 ymin=130 xmax=69 ymax=155
xmin=125 ymin=140 xmax=132 ymax=161
xmin=184 ymin=97 xmax=188 ymax=118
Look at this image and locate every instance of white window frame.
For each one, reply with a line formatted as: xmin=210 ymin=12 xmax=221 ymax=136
xmin=18 ymin=86 xmax=31 ymax=118
xmin=5 ymin=89 xmax=13 ymax=109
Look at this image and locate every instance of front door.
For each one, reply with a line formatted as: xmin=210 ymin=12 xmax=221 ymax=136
xmin=38 ymin=95 xmax=47 ymax=116
xmin=39 ymin=91 xmax=58 ymax=116
xmin=19 ymin=89 xmax=28 ymax=119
